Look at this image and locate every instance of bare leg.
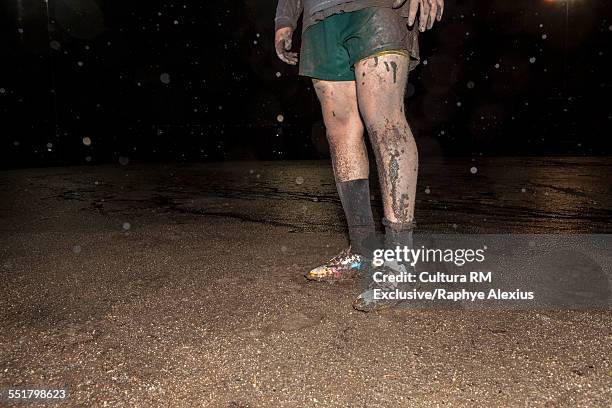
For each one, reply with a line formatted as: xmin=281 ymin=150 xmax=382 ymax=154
xmin=312 ymin=79 xmax=368 ymax=182
xmin=312 ymin=79 xmax=377 ymax=258
xmin=351 ymin=53 xmax=418 ymax=312
xmin=355 ymin=53 xmax=418 ymax=226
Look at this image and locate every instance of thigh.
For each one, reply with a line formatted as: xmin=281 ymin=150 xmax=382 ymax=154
xmin=354 ymin=53 xmax=410 ymax=125
xmin=312 ymin=79 xmax=360 ymax=127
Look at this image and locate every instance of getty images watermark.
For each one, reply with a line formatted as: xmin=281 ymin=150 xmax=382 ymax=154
xmin=369 ymin=244 xmax=534 ymax=302
xmin=363 ymin=235 xmax=612 ymax=309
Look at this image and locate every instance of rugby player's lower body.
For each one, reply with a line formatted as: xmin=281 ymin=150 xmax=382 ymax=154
xmin=299 ymin=7 xmax=420 ymax=311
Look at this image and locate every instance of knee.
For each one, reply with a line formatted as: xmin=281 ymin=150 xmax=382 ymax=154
xmin=325 ymin=116 xmax=365 ymax=147
xmin=360 ymin=99 xmax=405 ymax=128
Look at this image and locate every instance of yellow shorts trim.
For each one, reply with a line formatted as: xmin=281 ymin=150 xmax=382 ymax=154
xmin=370 ymin=50 xmax=410 ymax=58
xmin=356 ymin=49 xmax=410 ymax=66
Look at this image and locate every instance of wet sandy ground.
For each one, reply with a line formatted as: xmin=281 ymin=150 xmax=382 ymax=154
xmin=0 ymin=157 xmax=611 ymax=407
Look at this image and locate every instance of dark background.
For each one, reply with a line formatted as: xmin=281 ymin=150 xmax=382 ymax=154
xmin=1 ymin=0 xmax=611 ymax=168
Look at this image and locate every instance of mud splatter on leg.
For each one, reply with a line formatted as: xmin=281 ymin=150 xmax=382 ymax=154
xmin=312 ymin=79 xmax=368 ymax=182
xmin=390 ymin=61 xmax=397 ymax=84
xmin=312 ymin=79 xmax=377 ymax=257
xmin=355 ymin=53 xmax=418 ymax=225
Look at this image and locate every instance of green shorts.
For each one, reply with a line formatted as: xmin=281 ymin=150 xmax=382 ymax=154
xmin=299 ymin=7 xmax=417 ymax=81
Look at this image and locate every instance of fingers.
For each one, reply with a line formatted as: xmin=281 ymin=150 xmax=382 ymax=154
xmin=419 ymin=0 xmax=430 ymax=32
xmin=284 ymin=51 xmax=299 ymax=65
xmin=408 ymin=0 xmax=443 ymax=30
xmin=275 ymin=41 xmax=298 ymax=65
xmin=437 ymin=0 xmax=444 ymax=21
xmin=275 ymin=41 xmax=285 ymax=61
xmin=408 ymin=0 xmax=420 ymax=26
xmin=427 ymin=0 xmax=438 ymax=30
xmin=277 ymin=53 xmax=296 ymax=65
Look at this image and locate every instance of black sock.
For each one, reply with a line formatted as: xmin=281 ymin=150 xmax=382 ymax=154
xmin=383 ymin=217 xmax=416 ymax=251
xmin=336 ymin=179 xmax=378 ymax=257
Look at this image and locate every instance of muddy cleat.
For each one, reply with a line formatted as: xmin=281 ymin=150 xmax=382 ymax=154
xmin=306 ymin=248 xmax=367 ymax=282
xmin=352 ymin=261 xmax=410 ymax=312
xmin=352 ymin=288 xmax=391 ymax=312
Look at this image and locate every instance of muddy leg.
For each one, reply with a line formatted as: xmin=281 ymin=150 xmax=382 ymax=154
xmin=355 ymin=54 xmax=417 ymax=226
xmin=312 ymin=79 xmax=377 ymax=256
xmin=351 ymin=53 xmax=417 ymax=311
xmin=312 ymin=79 xmax=368 ymax=182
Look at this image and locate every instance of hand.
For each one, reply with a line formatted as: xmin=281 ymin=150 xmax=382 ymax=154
xmin=275 ymin=27 xmax=298 ymax=65
xmin=392 ymin=0 xmax=408 ymax=7
xmin=407 ymin=0 xmax=444 ymax=32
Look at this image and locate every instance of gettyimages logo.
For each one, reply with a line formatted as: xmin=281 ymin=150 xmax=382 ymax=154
xmin=372 ymin=246 xmax=486 ymax=268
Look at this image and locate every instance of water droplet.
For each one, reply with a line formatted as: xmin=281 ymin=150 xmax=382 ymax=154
xmin=276 ymin=114 xmax=284 ymax=123
xmin=160 ymin=73 xmax=170 ymax=84
xmin=529 ymin=57 xmax=536 ymax=64
xmin=49 ymin=40 xmax=61 ymax=50
xmin=122 ymin=222 xmax=131 ymax=230
xmin=470 ymin=166 xmax=478 ymax=174
xmin=467 ymin=81 xmax=475 ymax=89
xmin=295 ymin=176 xmax=304 ymax=185
xmin=82 ymin=137 xmax=92 ymax=146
